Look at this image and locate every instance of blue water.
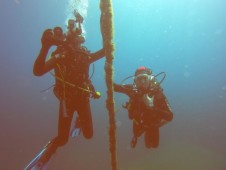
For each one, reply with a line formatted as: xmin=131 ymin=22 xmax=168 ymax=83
xmin=0 ymin=0 xmax=226 ymax=169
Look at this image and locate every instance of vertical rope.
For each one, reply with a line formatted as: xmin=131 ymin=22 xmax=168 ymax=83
xmin=100 ymin=1 xmax=117 ymax=170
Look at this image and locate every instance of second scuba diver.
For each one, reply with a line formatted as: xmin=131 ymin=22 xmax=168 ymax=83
xmin=114 ymin=66 xmax=173 ymax=148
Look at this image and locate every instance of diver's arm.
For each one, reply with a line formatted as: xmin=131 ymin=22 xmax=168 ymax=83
xmin=150 ymin=119 xmax=168 ymax=128
xmin=33 ymin=47 xmax=57 ymax=76
xmin=155 ymin=90 xmax=173 ymax=122
xmin=157 ymin=108 xmax=173 ymax=122
xmin=114 ymin=83 xmax=125 ymax=93
xmin=114 ymin=83 xmax=134 ymax=96
xmin=89 ymin=48 xmax=105 ymax=63
xmin=148 ymin=104 xmax=173 ymax=128
xmin=33 ymin=29 xmax=63 ymax=76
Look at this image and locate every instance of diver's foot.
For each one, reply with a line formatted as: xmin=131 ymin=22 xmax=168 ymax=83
xmin=130 ymin=137 xmax=137 ymax=148
xmin=39 ymin=140 xmax=57 ymax=165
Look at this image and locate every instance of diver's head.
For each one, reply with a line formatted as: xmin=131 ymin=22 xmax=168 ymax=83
xmin=135 ymin=66 xmax=152 ymax=76
xmin=134 ymin=66 xmax=152 ymax=91
xmin=67 ymin=19 xmax=75 ymax=31
xmin=67 ymin=19 xmax=82 ymax=34
xmin=66 ymin=18 xmax=83 ymax=45
xmin=53 ymin=27 xmax=65 ymax=40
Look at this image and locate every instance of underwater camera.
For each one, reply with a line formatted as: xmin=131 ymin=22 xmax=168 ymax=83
xmin=41 ymin=27 xmax=66 ymax=46
xmin=44 ymin=25 xmax=82 ymax=47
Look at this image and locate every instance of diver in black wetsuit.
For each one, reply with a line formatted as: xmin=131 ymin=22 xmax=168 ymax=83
xmin=30 ymin=15 xmax=105 ymax=166
xmin=114 ymin=66 xmax=173 ymax=148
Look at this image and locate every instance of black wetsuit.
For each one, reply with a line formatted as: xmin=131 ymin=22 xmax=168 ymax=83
xmin=33 ymin=44 xmax=105 ymax=151
xmin=114 ymin=83 xmax=173 ymax=148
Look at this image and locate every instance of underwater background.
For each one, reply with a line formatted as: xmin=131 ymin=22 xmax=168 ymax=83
xmin=0 ymin=0 xmax=226 ymax=169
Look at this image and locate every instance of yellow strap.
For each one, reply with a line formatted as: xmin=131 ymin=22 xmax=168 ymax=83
xmin=50 ymin=71 xmax=93 ymax=93
xmin=47 ymin=54 xmax=94 ymax=96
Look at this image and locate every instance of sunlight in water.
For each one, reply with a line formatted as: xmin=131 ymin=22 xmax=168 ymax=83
xmin=65 ymin=0 xmax=89 ymax=33
xmin=66 ymin=0 xmax=88 ymax=18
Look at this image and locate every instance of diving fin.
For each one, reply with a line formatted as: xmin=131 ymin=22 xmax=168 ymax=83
xmin=70 ymin=116 xmax=81 ymax=138
xmin=24 ymin=140 xmax=57 ymax=170
xmin=24 ymin=148 xmax=49 ymax=170
xmin=71 ymin=127 xmax=81 ymax=138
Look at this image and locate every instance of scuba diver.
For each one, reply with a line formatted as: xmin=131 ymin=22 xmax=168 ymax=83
xmin=114 ymin=66 xmax=173 ymax=148
xmin=25 ymin=12 xmax=105 ymax=170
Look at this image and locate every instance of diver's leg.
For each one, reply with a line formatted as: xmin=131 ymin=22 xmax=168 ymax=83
xmin=57 ymin=100 xmax=74 ymax=146
xmin=77 ymin=99 xmax=93 ymax=139
xmin=38 ymin=137 xmax=58 ymax=165
xmin=38 ymin=101 xmax=73 ymax=165
xmin=131 ymin=120 xmax=143 ymax=148
xmin=133 ymin=119 xmax=143 ymax=137
xmin=25 ymin=101 xmax=74 ymax=169
xmin=144 ymin=127 xmax=159 ymax=148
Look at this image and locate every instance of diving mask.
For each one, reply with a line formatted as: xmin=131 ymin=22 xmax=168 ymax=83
xmin=134 ymin=73 xmax=150 ymax=90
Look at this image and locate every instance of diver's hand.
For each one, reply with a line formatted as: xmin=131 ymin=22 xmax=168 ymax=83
xmin=74 ymin=10 xmax=84 ymax=23
xmin=41 ymin=29 xmax=54 ymax=49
